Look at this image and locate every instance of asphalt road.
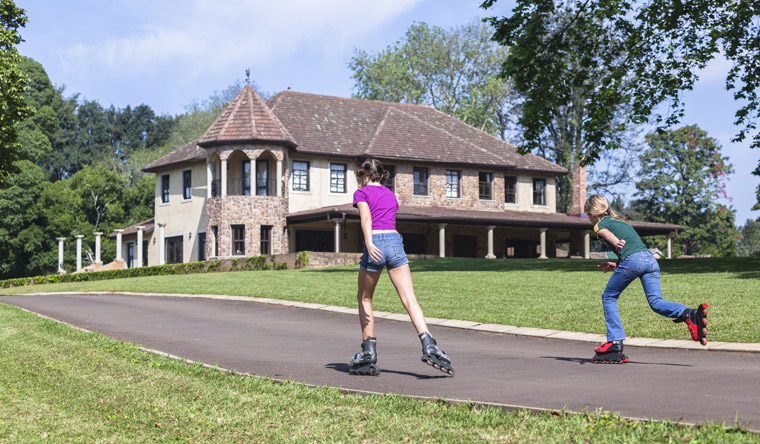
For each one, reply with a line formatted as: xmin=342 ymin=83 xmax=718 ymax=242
xmin=2 ymin=293 xmax=758 ymax=430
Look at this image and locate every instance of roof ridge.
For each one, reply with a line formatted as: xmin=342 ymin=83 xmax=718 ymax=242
xmin=218 ymin=92 xmax=244 ymax=140
xmin=246 ymin=87 xmax=256 ymax=136
xmin=364 ymin=105 xmax=393 ymax=156
xmin=250 ymin=86 xmax=297 ymax=144
xmin=277 ymin=90 xmax=437 ymax=112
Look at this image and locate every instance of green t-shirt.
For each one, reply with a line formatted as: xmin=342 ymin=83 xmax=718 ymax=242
xmin=593 ymin=216 xmax=648 ymax=261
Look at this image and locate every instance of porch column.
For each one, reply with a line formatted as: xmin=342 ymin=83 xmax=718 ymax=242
xmin=583 ymin=230 xmax=591 ymax=259
xmin=114 ymin=229 xmax=125 ymax=261
xmin=221 ymin=158 xmax=228 ymax=196
xmin=75 ymin=235 xmax=84 ymax=271
xmin=57 ymin=237 xmax=66 ymax=273
xmin=276 ymin=158 xmax=283 ymax=197
xmin=331 ymin=218 xmax=341 ymax=253
xmin=250 ymin=158 xmax=256 ymax=196
xmin=485 ymin=225 xmax=496 ymax=259
xmin=94 ymin=232 xmax=103 ymax=264
xmin=667 ymin=233 xmax=673 ymax=259
xmin=136 ymin=226 xmax=144 ymax=268
xmin=438 ymin=223 xmax=447 ymax=258
xmin=538 ymin=228 xmax=548 ymax=259
xmin=206 ymin=159 xmax=213 ymax=198
xmin=158 ymin=223 xmax=166 ymax=265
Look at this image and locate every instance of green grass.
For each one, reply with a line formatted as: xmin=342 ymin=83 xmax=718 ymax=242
xmin=0 ymin=304 xmax=756 ymax=443
xmin=2 ymin=257 xmax=759 ymax=343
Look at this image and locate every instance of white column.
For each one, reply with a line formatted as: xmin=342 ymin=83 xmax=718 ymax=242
xmin=667 ymin=233 xmax=673 ymax=259
xmin=331 ymin=218 xmax=341 ymax=253
xmin=485 ymin=225 xmax=496 ymax=259
xmin=136 ymin=226 xmax=144 ymax=268
xmin=206 ymin=159 xmax=213 ymax=198
xmin=538 ymin=228 xmax=548 ymax=259
xmin=438 ymin=223 xmax=447 ymax=258
xmin=276 ymin=158 xmax=283 ymax=197
xmin=221 ymin=158 xmax=228 ymax=196
xmin=114 ymin=229 xmax=125 ymax=261
xmin=250 ymin=158 xmax=256 ymax=196
xmin=75 ymin=235 xmax=84 ymax=271
xmin=93 ymin=232 xmax=103 ymax=264
xmin=57 ymin=237 xmax=66 ymax=273
xmin=158 ymin=223 xmax=166 ymax=265
xmin=583 ymin=230 xmax=591 ymax=260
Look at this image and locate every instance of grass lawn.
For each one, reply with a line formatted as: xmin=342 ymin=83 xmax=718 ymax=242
xmin=0 ymin=304 xmax=756 ymax=443
xmin=2 ymin=257 xmax=758 ymax=343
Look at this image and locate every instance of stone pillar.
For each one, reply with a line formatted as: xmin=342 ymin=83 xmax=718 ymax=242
xmin=94 ymin=232 xmax=103 ymax=264
xmin=438 ymin=223 xmax=447 ymax=258
xmin=136 ymin=226 xmax=144 ymax=268
xmin=276 ymin=158 xmax=283 ymax=197
xmin=331 ymin=218 xmax=342 ymax=253
xmin=583 ymin=230 xmax=591 ymax=260
xmin=221 ymin=158 xmax=228 ymax=197
xmin=114 ymin=229 xmax=125 ymax=261
xmin=538 ymin=228 xmax=548 ymax=259
xmin=75 ymin=235 xmax=84 ymax=271
xmin=57 ymin=237 xmax=66 ymax=273
xmin=486 ymin=225 xmax=496 ymax=259
xmin=158 ymin=223 xmax=166 ymax=265
xmin=250 ymin=158 xmax=256 ymax=196
xmin=667 ymin=233 xmax=673 ymax=259
xmin=206 ymin=159 xmax=213 ymax=198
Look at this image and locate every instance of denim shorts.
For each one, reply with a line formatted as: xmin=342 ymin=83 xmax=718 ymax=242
xmin=360 ymin=232 xmax=409 ymax=272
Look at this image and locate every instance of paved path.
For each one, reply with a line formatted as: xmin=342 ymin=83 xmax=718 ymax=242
xmin=2 ymin=293 xmax=758 ymax=430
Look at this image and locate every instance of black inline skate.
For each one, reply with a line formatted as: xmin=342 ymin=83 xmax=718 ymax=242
xmin=592 ymin=340 xmax=629 ymax=364
xmin=420 ymin=332 xmax=454 ymax=376
xmin=349 ymin=336 xmax=380 ymax=375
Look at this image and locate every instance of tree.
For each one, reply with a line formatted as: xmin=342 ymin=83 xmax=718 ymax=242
xmin=632 ymin=125 xmax=738 ymax=256
xmin=737 ymin=218 xmax=760 ymax=257
xmin=0 ymin=0 xmax=31 ymax=186
xmin=349 ymin=20 xmax=517 ymax=140
xmin=482 ymin=0 xmax=760 ymax=207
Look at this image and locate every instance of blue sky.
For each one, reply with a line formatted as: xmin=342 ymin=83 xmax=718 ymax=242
xmin=17 ymin=0 xmax=760 ymax=225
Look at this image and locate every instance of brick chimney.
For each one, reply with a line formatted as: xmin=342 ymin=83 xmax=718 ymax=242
xmin=570 ymin=161 xmax=587 ymax=216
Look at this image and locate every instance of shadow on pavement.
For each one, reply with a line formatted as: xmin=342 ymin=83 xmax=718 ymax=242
xmin=325 ymin=363 xmax=449 ymax=379
xmin=541 ymin=356 xmax=692 ymax=367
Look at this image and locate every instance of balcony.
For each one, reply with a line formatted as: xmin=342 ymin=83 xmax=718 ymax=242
xmin=210 ymin=178 xmax=277 ymax=197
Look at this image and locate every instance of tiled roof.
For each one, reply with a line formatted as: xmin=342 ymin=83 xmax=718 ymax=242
xmin=143 ymin=140 xmax=205 ymax=172
xmin=108 ymin=218 xmax=155 ymax=238
xmin=267 ymin=91 xmax=566 ymax=174
xmin=198 ymin=85 xmax=296 ymax=148
xmin=286 ymin=204 xmax=681 ymax=235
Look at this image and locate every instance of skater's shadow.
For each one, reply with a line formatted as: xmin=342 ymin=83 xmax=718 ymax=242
xmin=540 ymin=356 xmax=691 ymax=367
xmin=325 ymin=363 xmax=449 ymax=379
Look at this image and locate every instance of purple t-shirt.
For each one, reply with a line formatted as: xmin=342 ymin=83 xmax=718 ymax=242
xmin=352 ymin=185 xmax=398 ymax=230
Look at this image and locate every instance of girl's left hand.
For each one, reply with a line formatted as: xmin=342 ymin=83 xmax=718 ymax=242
xmin=598 ymin=261 xmax=617 ymax=272
xmin=615 ymin=239 xmax=626 ymax=251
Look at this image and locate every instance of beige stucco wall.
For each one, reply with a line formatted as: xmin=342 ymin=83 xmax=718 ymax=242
xmin=288 ymin=155 xmax=357 ymax=212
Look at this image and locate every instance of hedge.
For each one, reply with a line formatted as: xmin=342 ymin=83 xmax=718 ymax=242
xmin=0 ymin=255 xmax=287 ymax=289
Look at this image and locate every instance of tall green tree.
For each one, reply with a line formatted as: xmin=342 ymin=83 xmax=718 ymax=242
xmin=632 ymin=125 xmax=738 ymax=256
xmin=349 ymin=20 xmax=517 ymax=139
xmin=0 ymin=0 xmax=31 ymax=186
xmin=737 ymin=218 xmax=760 ymax=257
xmin=483 ymin=0 xmax=760 ymax=207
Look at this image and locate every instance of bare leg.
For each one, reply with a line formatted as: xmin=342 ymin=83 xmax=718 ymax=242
xmin=387 ymin=264 xmax=429 ymax=334
xmin=357 ymin=268 xmax=382 ymax=339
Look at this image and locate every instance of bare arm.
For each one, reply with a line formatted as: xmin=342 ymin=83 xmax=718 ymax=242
xmin=356 ymin=202 xmax=382 ymax=262
xmin=596 ymin=228 xmax=625 ymax=273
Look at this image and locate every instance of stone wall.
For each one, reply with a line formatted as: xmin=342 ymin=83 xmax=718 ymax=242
xmin=206 ymin=194 xmax=288 ymax=258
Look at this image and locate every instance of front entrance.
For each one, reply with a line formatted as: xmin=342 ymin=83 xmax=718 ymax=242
xmin=452 ymin=235 xmax=477 ymax=258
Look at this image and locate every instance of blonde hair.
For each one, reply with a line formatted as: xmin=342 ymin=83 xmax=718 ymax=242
xmin=356 ymin=158 xmax=390 ymax=183
xmin=584 ymin=194 xmax=627 ymax=221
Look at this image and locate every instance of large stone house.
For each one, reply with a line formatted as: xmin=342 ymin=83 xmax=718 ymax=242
xmin=113 ymin=85 xmax=679 ymax=266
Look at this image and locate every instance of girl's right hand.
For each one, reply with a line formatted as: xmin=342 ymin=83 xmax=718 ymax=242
xmin=366 ymin=242 xmax=382 ymax=263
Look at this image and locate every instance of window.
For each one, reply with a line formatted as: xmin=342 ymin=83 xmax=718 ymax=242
xmin=126 ymin=242 xmax=134 ymax=268
xmin=479 ymin=172 xmax=493 ymax=200
xmin=243 ymin=161 xmax=251 ymax=195
xmin=161 ymin=174 xmax=170 ymax=203
xmin=182 ymin=170 xmax=192 ymax=200
xmin=330 ymin=163 xmax=346 ymax=193
xmin=198 ymin=232 xmax=206 ymax=261
xmin=165 ymin=236 xmax=183 ymax=264
xmin=260 ymin=225 xmax=272 ymax=255
xmin=533 ymin=178 xmax=546 ymax=205
xmin=256 ymin=159 xmax=271 ymax=195
xmin=413 ymin=167 xmax=428 ymax=196
xmin=232 ymin=225 xmax=245 ymax=256
xmin=292 ymin=160 xmax=310 ymax=191
xmin=211 ymin=226 xmax=219 ymax=257
xmin=380 ymin=165 xmax=395 ymax=192
xmin=142 ymin=240 xmax=149 ymax=267
xmin=445 ymin=170 xmax=460 ymax=198
xmin=505 ymin=176 xmax=517 ymax=204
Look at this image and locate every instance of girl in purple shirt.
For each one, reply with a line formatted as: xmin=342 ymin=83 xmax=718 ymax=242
xmin=348 ymin=158 xmax=454 ymax=376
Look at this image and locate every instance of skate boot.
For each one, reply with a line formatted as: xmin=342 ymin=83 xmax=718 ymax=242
xmin=674 ymin=303 xmax=708 ymax=345
xmin=419 ymin=332 xmax=454 ymax=376
xmin=592 ymin=340 xmax=629 ymax=364
xmin=349 ymin=337 xmax=380 ymax=375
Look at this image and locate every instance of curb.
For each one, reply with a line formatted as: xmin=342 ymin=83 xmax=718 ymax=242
xmin=10 ymin=291 xmax=760 ymax=353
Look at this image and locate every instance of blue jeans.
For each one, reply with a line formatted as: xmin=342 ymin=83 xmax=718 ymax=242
xmin=602 ymin=251 xmax=687 ymax=341
xmin=360 ymin=232 xmax=409 ymax=272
